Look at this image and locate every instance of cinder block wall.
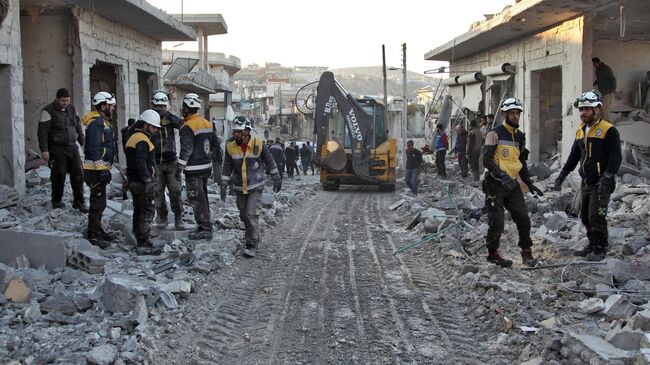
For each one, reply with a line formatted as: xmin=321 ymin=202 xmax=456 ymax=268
xmin=450 ymin=17 xmax=589 ymax=164
xmin=71 ymin=7 xmax=164 ymax=164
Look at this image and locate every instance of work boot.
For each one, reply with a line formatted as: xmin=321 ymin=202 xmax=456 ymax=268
xmin=156 ymin=215 xmax=168 ymax=229
xmin=188 ymin=229 xmax=212 ymax=240
xmin=585 ymin=247 xmax=607 ymax=262
xmin=573 ymin=245 xmax=594 ymax=257
xmin=72 ymin=201 xmax=89 ymax=213
xmin=242 ymin=241 xmax=258 ymax=258
xmin=136 ymin=241 xmax=163 ymax=255
xmin=52 ymin=201 xmax=65 ymax=209
xmin=520 ymin=248 xmax=538 ymax=267
xmin=86 ymin=231 xmax=111 ymax=249
xmin=174 ymin=216 xmax=185 ymax=231
xmin=487 ymin=250 xmax=513 ymax=268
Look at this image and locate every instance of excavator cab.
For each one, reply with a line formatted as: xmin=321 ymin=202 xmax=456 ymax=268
xmin=312 ymin=72 xmax=397 ymax=191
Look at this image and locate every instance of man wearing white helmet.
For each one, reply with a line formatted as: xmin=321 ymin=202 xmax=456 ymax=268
xmin=222 ymin=116 xmax=282 ymax=258
xmin=178 ymin=93 xmax=217 ymax=240
xmin=554 ymin=90 xmax=622 ymax=261
xmin=149 ymin=90 xmax=185 ymax=230
xmin=82 ymin=91 xmax=118 ymax=248
xmin=482 ymin=97 xmax=543 ymax=268
xmin=125 ymin=110 xmax=162 ymax=254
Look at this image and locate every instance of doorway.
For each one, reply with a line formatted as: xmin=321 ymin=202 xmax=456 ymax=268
xmin=531 ymin=67 xmax=563 ymax=162
xmin=137 ymin=70 xmax=155 ymax=113
xmin=0 ymin=65 xmax=13 ymax=186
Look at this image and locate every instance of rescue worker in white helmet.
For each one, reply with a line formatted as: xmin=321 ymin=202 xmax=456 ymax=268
xmin=149 ymin=90 xmax=185 ymax=231
xmin=178 ymin=93 xmax=217 ymax=240
xmin=554 ymin=90 xmax=622 ymax=261
xmin=482 ymin=97 xmax=543 ymax=268
xmin=82 ymin=91 xmax=118 ymax=248
xmin=222 ymin=116 xmax=282 ymax=258
xmin=125 ymin=110 xmax=161 ymax=254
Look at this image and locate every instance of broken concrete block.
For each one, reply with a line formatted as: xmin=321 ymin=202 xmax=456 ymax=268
xmin=159 ymin=280 xmax=191 ymax=294
xmin=409 ymin=203 xmax=425 ymax=215
xmin=68 ymin=250 xmax=107 ymax=274
xmin=4 ymin=277 xmax=30 ymax=303
xmin=86 ymin=344 xmax=117 ymax=365
xmin=389 ymin=199 xmax=406 ymax=210
xmin=606 ymin=325 xmax=645 ymax=351
xmin=606 ymin=258 xmax=650 ymax=284
xmin=261 ymin=193 xmax=274 ymax=208
xmin=12 ymin=255 xmax=30 ymax=269
xmin=102 ymin=274 xmax=159 ymax=313
xmin=529 ymin=162 xmax=551 ymax=180
xmin=568 ymin=332 xmax=635 ymax=363
xmin=24 ymin=300 xmax=42 ymax=323
xmin=132 ymin=296 xmax=148 ymax=325
xmin=0 ymin=230 xmax=67 ymax=271
xmin=630 ymin=309 xmax=650 ymax=331
xmin=41 ymin=295 xmax=93 ymax=315
xmin=603 ymin=294 xmax=638 ymax=320
xmin=160 ymin=291 xmax=178 ymax=309
xmin=579 ymin=298 xmax=605 ymax=314
xmin=622 ymin=236 xmax=647 ymax=255
xmin=423 ymin=219 xmax=437 ymax=233
xmin=460 ymin=264 xmax=479 ymax=275
xmin=157 ymin=229 xmax=189 ymax=243
xmin=544 ymin=211 xmax=568 ymax=231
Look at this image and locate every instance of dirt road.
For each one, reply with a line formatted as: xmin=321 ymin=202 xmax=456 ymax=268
xmin=153 ymin=187 xmax=512 ymax=364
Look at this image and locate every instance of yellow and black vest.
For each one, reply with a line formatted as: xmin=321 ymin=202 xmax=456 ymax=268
xmin=125 ymin=130 xmax=154 ymax=183
xmin=178 ymin=113 xmax=214 ymax=175
xmin=82 ymin=111 xmax=114 ymax=171
xmin=491 ymin=122 xmax=525 ymax=180
xmin=565 ymin=119 xmax=620 ymax=186
xmin=223 ymin=136 xmax=279 ymax=194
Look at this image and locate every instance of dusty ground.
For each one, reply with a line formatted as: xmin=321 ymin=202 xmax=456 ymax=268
xmin=150 ymin=182 xmax=512 ymax=365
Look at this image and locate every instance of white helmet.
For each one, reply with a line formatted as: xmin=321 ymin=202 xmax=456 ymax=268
xmin=92 ymin=91 xmax=116 ymax=106
xmin=151 ymin=90 xmax=169 ymax=106
xmin=575 ymin=90 xmax=602 ymax=109
xmin=139 ymin=109 xmax=161 ymax=128
xmin=501 ymin=97 xmax=523 ymax=112
xmin=182 ymin=93 xmax=201 ymax=108
xmin=232 ymin=116 xmax=252 ymax=131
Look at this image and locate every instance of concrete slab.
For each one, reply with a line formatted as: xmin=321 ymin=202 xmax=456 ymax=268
xmin=0 ymin=230 xmax=67 ymax=271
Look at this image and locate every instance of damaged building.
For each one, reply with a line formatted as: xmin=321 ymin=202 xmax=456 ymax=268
xmin=0 ymin=0 xmax=197 ymax=193
xmin=425 ymin=0 xmax=650 ymax=167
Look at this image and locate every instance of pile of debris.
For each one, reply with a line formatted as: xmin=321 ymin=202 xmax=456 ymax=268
xmin=0 ymin=168 xmax=318 ymax=364
xmin=390 ymin=158 xmax=650 ymax=364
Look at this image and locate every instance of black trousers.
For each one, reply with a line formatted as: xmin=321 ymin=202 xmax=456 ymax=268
xmin=130 ymin=181 xmax=154 ymax=244
xmin=286 ymin=159 xmax=296 ymax=177
xmin=483 ymin=177 xmax=532 ymax=252
xmin=84 ymin=169 xmax=110 ymax=234
xmin=185 ymin=173 xmax=212 ymax=231
xmin=580 ymin=183 xmax=611 ymax=251
xmin=435 ymin=150 xmax=447 ymax=177
xmin=49 ymin=144 xmax=84 ymax=204
xmin=458 ymin=152 xmax=468 ymax=178
xmin=468 ymin=151 xmax=480 ymax=181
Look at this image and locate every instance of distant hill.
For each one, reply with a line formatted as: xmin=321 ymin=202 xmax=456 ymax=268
xmin=329 ymin=66 xmax=436 ymax=100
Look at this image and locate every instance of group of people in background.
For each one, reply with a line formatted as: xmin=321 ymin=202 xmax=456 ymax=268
xmin=268 ymin=138 xmax=318 ymax=178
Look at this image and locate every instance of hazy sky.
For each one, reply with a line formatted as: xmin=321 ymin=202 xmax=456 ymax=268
xmin=147 ymin=0 xmax=514 ymax=75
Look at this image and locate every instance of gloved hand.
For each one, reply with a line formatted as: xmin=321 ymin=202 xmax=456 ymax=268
xmin=273 ymin=178 xmax=282 ymax=193
xmin=144 ymin=178 xmax=155 ymax=199
xmin=175 ymin=163 xmax=185 ymax=181
xmin=497 ymin=172 xmax=518 ymax=191
xmin=553 ymin=173 xmax=566 ymax=191
xmin=598 ymin=172 xmax=615 ymax=195
xmin=528 ymin=184 xmax=544 ymax=197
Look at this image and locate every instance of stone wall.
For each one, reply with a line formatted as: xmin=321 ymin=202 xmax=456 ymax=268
xmin=0 ymin=0 xmax=25 ymax=193
xmin=450 ymin=17 xmax=589 ymax=163
xmin=71 ymin=7 xmax=163 ymax=163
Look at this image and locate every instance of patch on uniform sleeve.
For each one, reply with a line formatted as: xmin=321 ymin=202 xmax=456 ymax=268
xmin=502 ymin=148 xmax=510 ymax=157
xmin=203 ymin=140 xmax=210 ymax=156
xmin=595 ymin=129 xmax=603 ymax=137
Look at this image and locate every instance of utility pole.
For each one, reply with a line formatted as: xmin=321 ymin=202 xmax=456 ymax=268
xmin=382 ymin=45 xmax=388 ymax=125
xmin=401 ymin=43 xmax=407 ymax=171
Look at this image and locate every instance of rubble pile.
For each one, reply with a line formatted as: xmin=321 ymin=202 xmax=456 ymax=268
xmin=390 ymin=160 xmax=650 ymax=364
xmin=0 ymin=167 xmax=318 ymax=364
